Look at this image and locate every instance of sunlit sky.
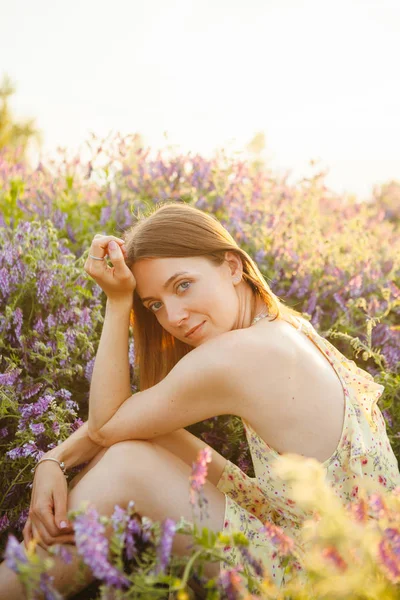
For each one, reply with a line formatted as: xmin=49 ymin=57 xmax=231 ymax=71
xmin=2 ymin=0 xmax=400 ymax=200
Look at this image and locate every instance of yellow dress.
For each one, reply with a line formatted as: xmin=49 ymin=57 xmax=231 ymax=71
xmin=216 ymin=314 xmax=400 ymax=588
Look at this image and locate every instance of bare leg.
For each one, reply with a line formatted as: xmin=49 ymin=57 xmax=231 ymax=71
xmin=0 ymin=440 xmax=226 ymax=599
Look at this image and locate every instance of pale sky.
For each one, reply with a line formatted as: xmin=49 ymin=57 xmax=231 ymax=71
xmin=2 ymin=0 xmax=400 ymax=200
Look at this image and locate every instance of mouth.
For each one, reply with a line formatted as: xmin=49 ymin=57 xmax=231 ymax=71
xmin=185 ymin=321 xmax=206 ymax=339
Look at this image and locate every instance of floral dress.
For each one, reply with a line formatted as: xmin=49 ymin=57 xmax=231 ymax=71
xmin=216 ymin=315 xmax=400 ymax=588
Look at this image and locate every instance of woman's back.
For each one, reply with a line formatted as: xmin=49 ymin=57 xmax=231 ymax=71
xmin=217 ymin=313 xmax=400 ymax=587
xmin=233 ymin=314 xmax=348 ymax=464
xmin=230 ymin=313 xmax=399 ymax=492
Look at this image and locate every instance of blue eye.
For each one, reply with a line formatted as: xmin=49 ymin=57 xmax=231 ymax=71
xmin=148 ymin=281 xmax=191 ymax=313
xmin=149 ymin=302 xmax=162 ymax=313
xmin=178 ymin=281 xmax=191 ymax=292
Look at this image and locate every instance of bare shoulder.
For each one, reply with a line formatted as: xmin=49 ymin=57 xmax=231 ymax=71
xmin=179 ymin=319 xmax=295 ymax=413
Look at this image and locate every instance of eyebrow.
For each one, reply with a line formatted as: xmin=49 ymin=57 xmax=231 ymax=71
xmin=139 ymin=271 xmax=191 ymax=303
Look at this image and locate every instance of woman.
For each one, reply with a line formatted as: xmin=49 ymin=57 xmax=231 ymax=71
xmin=1 ymin=202 xmax=399 ymax=598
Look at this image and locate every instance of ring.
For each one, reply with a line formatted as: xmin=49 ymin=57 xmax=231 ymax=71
xmin=89 ymin=254 xmax=105 ymax=261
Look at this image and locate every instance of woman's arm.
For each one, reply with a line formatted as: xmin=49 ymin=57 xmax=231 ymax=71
xmin=82 ymin=235 xmax=137 ymax=436
xmin=43 ymin=420 xmax=103 ymax=469
xmin=87 ymin=298 xmax=132 ymax=435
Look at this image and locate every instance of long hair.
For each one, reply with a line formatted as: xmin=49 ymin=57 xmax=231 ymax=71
xmin=124 ymin=202 xmax=303 ymax=391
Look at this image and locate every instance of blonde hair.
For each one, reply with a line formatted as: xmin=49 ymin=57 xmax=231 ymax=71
xmin=124 ymin=202 xmax=303 ymax=391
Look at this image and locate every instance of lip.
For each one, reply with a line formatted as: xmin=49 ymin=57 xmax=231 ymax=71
xmin=185 ymin=321 xmax=205 ymax=338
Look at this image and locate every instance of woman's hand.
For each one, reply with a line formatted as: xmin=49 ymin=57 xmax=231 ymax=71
xmin=23 ymin=462 xmax=75 ymax=551
xmin=84 ymin=234 xmax=136 ymax=304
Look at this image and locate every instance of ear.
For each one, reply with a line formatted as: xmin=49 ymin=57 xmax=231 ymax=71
xmin=224 ymin=251 xmax=243 ymax=285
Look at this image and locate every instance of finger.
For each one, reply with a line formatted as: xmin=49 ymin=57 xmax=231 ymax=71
xmin=91 ymin=236 xmax=126 ymax=253
xmin=32 ymin=506 xmax=62 ymax=541
xmin=53 ymin=490 xmax=73 ymax=533
xmin=23 ymin=519 xmax=33 ymax=550
xmin=107 ymin=241 xmax=132 ymax=277
xmin=94 ymin=233 xmax=125 ymax=242
xmin=31 ymin=521 xmax=49 ymax=551
xmin=31 ymin=520 xmax=74 ymax=549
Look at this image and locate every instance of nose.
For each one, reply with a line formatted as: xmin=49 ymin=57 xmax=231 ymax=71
xmin=164 ymin=300 xmax=189 ymax=328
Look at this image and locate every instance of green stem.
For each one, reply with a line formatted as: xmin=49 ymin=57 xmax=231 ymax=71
xmin=179 ymin=548 xmax=203 ymax=589
xmin=0 ymin=462 xmax=32 ymax=508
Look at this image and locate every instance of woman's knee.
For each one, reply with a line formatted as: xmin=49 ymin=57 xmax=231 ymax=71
xmin=103 ymin=439 xmax=155 ymax=463
xmin=90 ymin=439 xmax=157 ymax=482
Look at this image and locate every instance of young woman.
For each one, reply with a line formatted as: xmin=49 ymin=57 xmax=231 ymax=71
xmin=1 ymin=202 xmax=399 ymax=598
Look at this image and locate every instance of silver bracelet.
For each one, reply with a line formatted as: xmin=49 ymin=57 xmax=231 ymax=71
xmin=31 ymin=457 xmax=67 ymax=476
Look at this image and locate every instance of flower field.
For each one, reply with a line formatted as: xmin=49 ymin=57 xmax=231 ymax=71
xmin=0 ymin=133 xmax=400 ymax=598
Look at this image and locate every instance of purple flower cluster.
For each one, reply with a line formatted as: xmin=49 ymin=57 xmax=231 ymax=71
xmin=217 ymin=566 xmax=244 ymax=600
xmin=4 ymin=535 xmax=63 ymax=600
xmin=378 ymin=527 xmax=400 ymax=583
xmin=73 ymin=505 xmax=130 ymax=589
xmin=152 ymin=518 xmax=176 ymax=575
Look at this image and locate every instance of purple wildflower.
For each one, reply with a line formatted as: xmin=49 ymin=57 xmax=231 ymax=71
xmin=368 ymin=493 xmax=389 ymax=519
xmin=4 ymin=534 xmax=28 ymax=571
xmin=65 ymin=399 xmax=79 ymax=412
xmin=51 ymin=544 xmax=74 ymax=565
xmin=79 ymin=307 xmax=92 ymax=328
xmin=153 ymin=518 xmax=176 ymax=575
xmin=17 ymin=509 xmax=29 ymax=529
xmin=39 ymin=572 xmax=63 ymax=600
xmin=18 ymin=395 xmax=53 ymax=430
xmin=378 ymin=527 xmax=400 ymax=583
xmin=73 ymin=505 xmax=130 ymax=589
xmin=22 ymin=382 xmax=44 ymax=400
xmin=85 ymin=357 xmax=95 ymax=382
xmin=7 ymin=441 xmax=39 ymax=460
xmin=100 ymin=205 xmax=112 ymax=226
xmin=56 ymin=388 xmax=72 ymax=401
xmin=46 ymin=314 xmax=56 ymax=329
xmin=111 ymin=505 xmax=129 ymax=545
xmin=128 ymin=339 xmax=135 ymax=368
xmin=217 ymin=567 xmax=244 ymax=600
xmin=0 ymin=514 xmax=10 ymax=532
xmin=30 ymin=422 xmax=46 ymax=435
xmin=0 ymin=427 xmax=8 ymax=438
xmin=0 ymin=267 xmax=10 ymax=297
xmin=125 ymin=517 xmax=142 ymax=560
xmin=260 ymin=522 xmax=294 ymax=556
xmin=13 ymin=308 xmax=23 ymax=342
xmin=37 ymin=271 xmax=55 ymax=303
xmin=70 ymin=418 xmax=84 ymax=432
xmin=382 ymin=410 xmax=393 ymax=428
xmin=33 ymin=318 xmax=45 ymax=335
xmin=0 ymin=368 xmax=21 ymax=386
xmin=237 ymin=545 xmax=264 ymax=578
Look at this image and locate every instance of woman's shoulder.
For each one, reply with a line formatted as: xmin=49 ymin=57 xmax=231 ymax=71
xmin=188 ymin=319 xmax=293 ymax=379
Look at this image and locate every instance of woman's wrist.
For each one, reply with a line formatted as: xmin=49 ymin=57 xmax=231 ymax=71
xmin=42 ymin=421 xmax=104 ymax=470
xmin=106 ymin=296 xmax=133 ymax=312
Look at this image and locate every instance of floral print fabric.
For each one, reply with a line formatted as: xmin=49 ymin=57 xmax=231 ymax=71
xmin=216 ymin=315 xmax=400 ymax=587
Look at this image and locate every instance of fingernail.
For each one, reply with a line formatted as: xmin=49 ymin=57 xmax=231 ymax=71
xmin=108 ymin=241 xmax=117 ymax=251
xmin=59 ymin=520 xmax=68 ymax=529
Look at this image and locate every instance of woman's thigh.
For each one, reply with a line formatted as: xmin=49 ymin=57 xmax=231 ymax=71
xmin=70 ymin=428 xmax=228 ymax=491
xmin=67 ymin=439 xmax=227 ymax=579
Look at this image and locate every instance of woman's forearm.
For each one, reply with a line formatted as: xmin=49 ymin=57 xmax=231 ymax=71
xmin=44 ymin=420 xmax=103 ymax=469
xmin=88 ymin=298 xmax=133 ymax=436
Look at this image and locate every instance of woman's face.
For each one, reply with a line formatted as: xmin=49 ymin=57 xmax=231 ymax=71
xmin=132 ymin=253 xmax=242 ymax=347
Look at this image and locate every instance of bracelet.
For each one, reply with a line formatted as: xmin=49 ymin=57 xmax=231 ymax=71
xmin=31 ymin=457 xmax=67 ymax=476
